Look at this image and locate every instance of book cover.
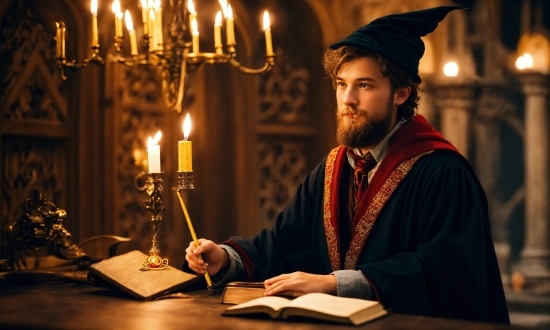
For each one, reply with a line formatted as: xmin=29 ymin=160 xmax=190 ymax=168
xmin=221 ymin=281 xmax=266 ymax=304
xmin=222 ymin=293 xmax=389 ymax=326
xmin=88 ymin=250 xmax=198 ymax=301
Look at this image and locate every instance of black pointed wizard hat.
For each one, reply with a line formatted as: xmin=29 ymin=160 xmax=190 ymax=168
xmin=329 ymin=6 xmax=463 ymax=83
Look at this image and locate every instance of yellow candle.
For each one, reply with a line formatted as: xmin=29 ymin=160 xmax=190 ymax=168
xmin=191 ymin=18 xmax=199 ymax=54
xmin=154 ymin=0 xmax=163 ymax=50
xmin=140 ymin=0 xmax=149 ymax=36
xmin=178 ymin=113 xmax=193 ymax=172
xmin=214 ymin=11 xmax=222 ymax=54
xmin=112 ymin=0 xmax=123 ymax=38
xmin=263 ymin=11 xmax=273 ymax=57
xmin=55 ymin=22 xmax=61 ymax=57
xmin=125 ymin=11 xmax=138 ymax=56
xmin=60 ymin=22 xmax=66 ymax=58
xmin=226 ymin=4 xmax=235 ymax=47
xmin=148 ymin=9 xmax=156 ymax=52
xmin=91 ymin=0 xmax=99 ymax=47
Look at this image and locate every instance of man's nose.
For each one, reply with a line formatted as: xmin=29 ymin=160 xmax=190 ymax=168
xmin=342 ymin=88 xmax=358 ymax=107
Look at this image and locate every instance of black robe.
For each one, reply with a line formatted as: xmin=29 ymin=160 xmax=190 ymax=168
xmin=224 ymin=115 xmax=510 ymax=324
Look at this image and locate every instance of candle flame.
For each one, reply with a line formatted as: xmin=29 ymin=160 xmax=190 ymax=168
xmin=227 ymin=4 xmax=233 ymax=19
xmin=218 ymin=0 xmax=228 ymax=17
xmin=215 ymin=11 xmax=222 ymax=26
xmin=147 ymin=131 xmax=162 ymax=148
xmin=515 ymin=52 xmax=534 ymax=70
xmin=263 ymin=11 xmax=270 ymax=31
xmin=183 ymin=113 xmax=191 ymax=140
xmin=187 ymin=0 xmax=196 ymax=15
xmin=91 ymin=0 xmax=98 ymax=15
xmin=140 ymin=0 xmax=148 ymax=9
xmin=191 ymin=18 xmax=198 ymax=33
xmin=443 ymin=61 xmax=459 ymax=77
xmin=147 ymin=0 xmax=154 ymax=9
xmin=112 ymin=0 xmax=121 ymax=14
xmin=149 ymin=9 xmax=155 ymax=20
xmin=125 ymin=10 xmax=134 ymax=31
xmin=154 ymin=0 xmax=161 ymax=10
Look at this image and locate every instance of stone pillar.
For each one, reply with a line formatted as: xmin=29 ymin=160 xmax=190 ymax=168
xmin=418 ymin=79 xmax=437 ymax=126
xmin=518 ymin=72 xmax=550 ymax=288
xmin=436 ymin=83 xmax=476 ymax=160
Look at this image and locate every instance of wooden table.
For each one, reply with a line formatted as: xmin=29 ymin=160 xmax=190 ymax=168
xmin=0 ymin=279 xmax=516 ymax=329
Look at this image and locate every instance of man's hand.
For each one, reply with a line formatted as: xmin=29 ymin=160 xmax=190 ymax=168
xmin=185 ymin=239 xmax=229 ymax=276
xmin=264 ymin=272 xmax=337 ymax=297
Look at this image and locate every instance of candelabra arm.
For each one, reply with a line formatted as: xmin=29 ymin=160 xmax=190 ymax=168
xmin=228 ymin=55 xmax=276 ymax=74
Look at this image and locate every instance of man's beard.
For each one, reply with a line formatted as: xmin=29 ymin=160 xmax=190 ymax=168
xmin=335 ymin=98 xmax=395 ymax=149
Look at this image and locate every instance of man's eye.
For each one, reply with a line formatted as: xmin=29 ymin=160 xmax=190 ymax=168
xmin=359 ymin=83 xmax=369 ymax=88
xmin=336 ymin=81 xmax=346 ymax=87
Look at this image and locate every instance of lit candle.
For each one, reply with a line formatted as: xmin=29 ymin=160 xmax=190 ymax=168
xmin=55 ymin=22 xmax=61 ymax=57
xmin=191 ymin=18 xmax=199 ymax=54
xmin=154 ymin=0 xmax=163 ymax=50
xmin=178 ymin=114 xmax=193 ymax=172
xmin=187 ymin=0 xmax=197 ymax=29
xmin=140 ymin=0 xmax=149 ymax=36
xmin=125 ymin=10 xmax=138 ymax=56
xmin=112 ymin=0 xmax=123 ymax=38
xmin=214 ymin=11 xmax=222 ymax=54
xmin=149 ymin=9 xmax=156 ymax=52
xmin=263 ymin=11 xmax=273 ymax=57
xmin=226 ymin=4 xmax=235 ymax=47
xmin=147 ymin=131 xmax=162 ymax=173
xmin=91 ymin=0 xmax=99 ymax=47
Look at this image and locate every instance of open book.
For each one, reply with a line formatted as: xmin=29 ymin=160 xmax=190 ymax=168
xmin=88 ymin=250 xmax=198 ymax=300
xmin=222 ymin=293 xmax=388 ymax=326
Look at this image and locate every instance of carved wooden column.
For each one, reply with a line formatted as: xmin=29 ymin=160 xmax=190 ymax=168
xmin=518 ymin=72 xmax=550 ymax=288
xmin=435 ymin=82 xmax=476 ymax=159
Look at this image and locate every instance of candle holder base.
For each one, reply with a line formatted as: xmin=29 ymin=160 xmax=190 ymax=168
xmin=141 ymin=172 xmax=169 ymax=271
xmin=140 ymin=254 xmax=170 ymax=271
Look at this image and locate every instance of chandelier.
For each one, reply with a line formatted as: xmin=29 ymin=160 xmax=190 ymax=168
xmin=54 ymin=0 xmax=276 ymax=112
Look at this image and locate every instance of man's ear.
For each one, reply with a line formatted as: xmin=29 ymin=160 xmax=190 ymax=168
xmin=394 ymin=87 xmax=411 ymax=105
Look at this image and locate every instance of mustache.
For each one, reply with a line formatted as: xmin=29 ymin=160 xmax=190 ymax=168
xmin=337 ymin=107 xmax=365 ymax=117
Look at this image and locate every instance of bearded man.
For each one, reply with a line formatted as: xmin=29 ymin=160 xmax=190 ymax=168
xmin=184 ymin=6 xmax=510 ymax=324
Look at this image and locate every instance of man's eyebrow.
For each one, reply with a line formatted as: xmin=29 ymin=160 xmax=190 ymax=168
xmin=335 ymin=76 xmax=378 ymax=82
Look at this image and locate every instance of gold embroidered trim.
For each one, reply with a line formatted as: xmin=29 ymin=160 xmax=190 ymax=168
xmin=323 ymin=147 xmax=341 ymax=271
xmin=344 ymin=151 xmax=434 ymax=269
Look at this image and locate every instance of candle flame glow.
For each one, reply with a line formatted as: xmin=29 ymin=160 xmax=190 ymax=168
xmin=112 ymin=0 xmax=121 ymax=14
xmin=215 ymin=11 xmax=222 ymax=26
xmin=140 ymin=0 xmax=148 ymax=9
xmin=515 ymin=53 xmax=533 ymax=70
xmin=227 ymin=4 xmax=233 ymax=19
xmin=154 ymin=0 xmax=161 ymax=10
xmin=191 ymin=18 xmax=198 ymax=33
xmin=148 ymin=0 xmax=154 ymax=9
xmin=218 ymin=0 xmax=228 ymax=17
xmin=91 ymin=0 xmax=98 ymax=14
xmin=148 ymin=131 xmax=162 ymax=148
xmin=188 ymin=0 xmax=196 ymax=15
xmin=263 ymin=11 xmax=270 ymax=31
xmin=125 ymin=10 xmax=134 ymax=31
xmin=443 ymin=61 xmax=459 ymax=77
xmin=183 ymin=113 xmax=191 ymax=140
xmin=149 ymin=9 xmax=155 ymax=20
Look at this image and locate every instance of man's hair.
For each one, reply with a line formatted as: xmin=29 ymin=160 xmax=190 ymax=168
xmin=323 ymin=46 xmax=420 ymax=120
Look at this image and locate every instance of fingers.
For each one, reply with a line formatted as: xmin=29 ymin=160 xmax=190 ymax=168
xmin=185 ymin=239 xmax=210 ymax=274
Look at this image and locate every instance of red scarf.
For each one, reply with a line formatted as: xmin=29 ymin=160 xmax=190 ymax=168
xmin=324 ymin=114 xmax=460 ymax=270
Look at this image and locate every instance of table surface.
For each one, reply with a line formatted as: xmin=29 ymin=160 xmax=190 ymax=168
xmin=0 ymin=279 xmax=517 ymax=330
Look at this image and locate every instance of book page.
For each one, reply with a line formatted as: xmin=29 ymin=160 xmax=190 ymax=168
xmin=225 ymin=296 xmax=290 ymax=312
xmin=284 ymin=293 xmax=380 ymax=317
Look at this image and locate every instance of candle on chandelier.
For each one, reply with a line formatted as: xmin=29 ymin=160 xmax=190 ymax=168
xmin=112 ymin=0 xmax=123 ymax=38
xmin=91 ymin=0 xmax=99 ymax=47
xmin=149 ymin=9 xmax=156 ymax=52
xmin=124 ymin=10 xmax=138 ymax=56
xmin=178 ymin=113 xmax=193 ymax=172
xmin=214 ymin=11 xmax=222 ymax=54
xmin=226 ymin=4 xmax=235 ymax=47
xmin=191 ymin=18 xmax=199 ymax=54
xmin=60 ymin=21 xmax=66 ymax=58
xmin=55 ymin=22 xmax=61 ymax=57
xmin=147 ymin=131 xmax=162 ymax=173
xmin=263 ymin=11 xmax=273 ymax=57
xmin=140 ymin=0 xmax=149 ymax=36
xmin=154 ymin=0 xmax=163 ymax=50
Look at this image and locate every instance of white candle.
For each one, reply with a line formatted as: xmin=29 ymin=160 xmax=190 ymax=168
xmin=263 ymin=11 xmax=273 ymax=57
xmin=112 ymin=0 xmax=123 ymax=38
xmin=154 ymin=0 xmax=163 ymax=50
xmin=214 ymin=11 xmax=222 ymax=54
xmin=226 ymin=4 xmax=235 ymax=47
xmin=191 ymin=18 xmax=199 ymax=54
xmin=125 ymin=11 xmax=138 ymax=56
xmin=140 ymin=0 xmax=149 ymax=36
xmin=147 ymin=131 xmax=162 ymax=173
xmin=91 ymin=0 xmax=99 ymax=47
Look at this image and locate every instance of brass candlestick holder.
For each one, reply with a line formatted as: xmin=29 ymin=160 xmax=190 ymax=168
xmin=177 ymin=171 xmax=214 ymax=294
xmin=142 ymin=172 xmax=169 ymax=270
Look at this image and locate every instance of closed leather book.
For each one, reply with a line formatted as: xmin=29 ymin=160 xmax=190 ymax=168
xmin=88 ymin=250 xmax=198 ymax=300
